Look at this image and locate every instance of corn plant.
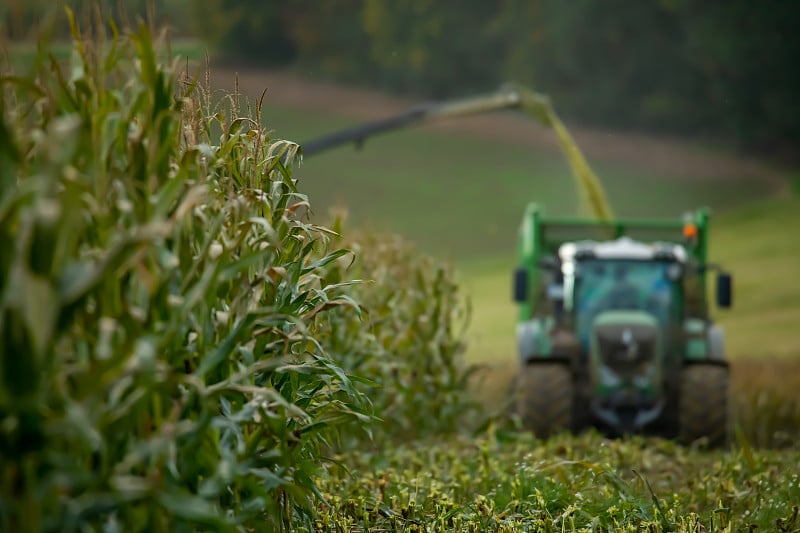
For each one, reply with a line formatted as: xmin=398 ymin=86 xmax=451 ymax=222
xmin=0 ymin=11 xmax=372 ymax=532
xmin=315 ymin=222 xmax=481 ymax=450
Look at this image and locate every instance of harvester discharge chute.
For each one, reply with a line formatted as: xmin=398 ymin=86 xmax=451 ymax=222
xmin=300 ymin=84 xmax=613 ymax=222
xmin=297 ymin=82 xmax=734 ymax=446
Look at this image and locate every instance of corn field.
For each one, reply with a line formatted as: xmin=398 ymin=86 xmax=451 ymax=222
xmin=0 ymin=11 xmax=473 ymax=531
xmin=2 ymin=10 xmax=799 ymax=533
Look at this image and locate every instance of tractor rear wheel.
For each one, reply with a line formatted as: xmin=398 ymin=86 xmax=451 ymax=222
xmin=517 ymin=362 xmax=573 ymax=439
xmin=678 ymin=364 xmax=730 ymax=447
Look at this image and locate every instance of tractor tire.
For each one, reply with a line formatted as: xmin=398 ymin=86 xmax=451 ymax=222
xmin=678 ymin=364 xmax=730 ymax=447
xmin=517 ymin=362 xmax=574 ymax=439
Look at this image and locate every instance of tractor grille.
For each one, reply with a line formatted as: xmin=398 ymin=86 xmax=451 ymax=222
xmin=595 ymin=325 xmax=658 ymax=377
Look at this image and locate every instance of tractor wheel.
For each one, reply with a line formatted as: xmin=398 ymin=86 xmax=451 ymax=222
xmin=517 ymin=362 xmax=574 ymax=439
xmin=678 ymin=364 xmax=730 ymax=447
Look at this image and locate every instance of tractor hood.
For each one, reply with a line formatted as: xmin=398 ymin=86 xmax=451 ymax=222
xmin=592 ymin=310 xmax=660 ymax=378
xmin=589 ymin=310 xmax=664 ymax=431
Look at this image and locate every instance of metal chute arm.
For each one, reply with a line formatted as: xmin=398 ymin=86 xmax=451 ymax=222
xmin=297 ymin=83 xmax=614 ymax=221
xmin=300 ymin=106 xmax=430 ymax=157
xmin=299 ymin=85 xmax=545 ymax=157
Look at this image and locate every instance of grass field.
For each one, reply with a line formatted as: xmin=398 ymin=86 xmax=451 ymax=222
xmin=259 ymin=104 xmax=779 ymax=262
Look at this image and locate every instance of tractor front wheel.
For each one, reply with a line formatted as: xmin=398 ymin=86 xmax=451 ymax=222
xmin=678 ymin=364 xmax=730 ymax=447
xmin=517 ymin=362 xmax=574 ymax=439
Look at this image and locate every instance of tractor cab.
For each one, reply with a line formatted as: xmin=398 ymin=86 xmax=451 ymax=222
xmin=558 ymin=237 xmax=688 ymax=355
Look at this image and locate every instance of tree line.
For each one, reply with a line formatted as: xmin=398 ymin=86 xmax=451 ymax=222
xmin=193 ymin=0 xmax=800 ymax=159
xmin=4 ymin=0 xmax=799 ymax=159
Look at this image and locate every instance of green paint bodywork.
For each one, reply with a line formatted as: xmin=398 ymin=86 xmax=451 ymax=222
xmin=684 ymin=318 xmax=709 ymax=360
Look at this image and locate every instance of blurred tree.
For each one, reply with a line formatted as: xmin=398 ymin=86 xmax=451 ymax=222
xmin=492 ymin=0 xmax=544 ymax=88
xmin=501 ymin=0 xmax=696 ymax=129
xmin=2 ymin=0 xmax=56 ymax=39
xmin=188 ymin=0 xmax=295 ymax=65
xmin=283 ymin=0 xmax=372 ymax=80
xmin=8 ymin=0 xmax=798 ymax=157
xmin=2 ymin=0 xmax=194 ymax=40
xmin=494 ymin=0 xmax=800 ymax=155
xmin=677 ymin=0 xmax=800 ymax=154
xmin=360 ymin=0 xmax=504 ymax=96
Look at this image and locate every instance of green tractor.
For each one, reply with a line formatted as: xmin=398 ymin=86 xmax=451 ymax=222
xmin=511 ymin=206 xmax=733 ymax=445
xmin=296 ymin=83 xmax=733 ymax=445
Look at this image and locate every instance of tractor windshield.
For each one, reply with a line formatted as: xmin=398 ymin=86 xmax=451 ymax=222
xmin=574 ymin=259 xmax=676 ymax=348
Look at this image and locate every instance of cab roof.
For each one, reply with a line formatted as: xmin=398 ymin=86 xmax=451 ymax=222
xmin=558 ymin=236 xmax=689 ymax=263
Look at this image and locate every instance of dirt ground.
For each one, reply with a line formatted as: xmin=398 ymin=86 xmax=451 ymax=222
xmin=208 ymin=66 xmax=789 ymax=191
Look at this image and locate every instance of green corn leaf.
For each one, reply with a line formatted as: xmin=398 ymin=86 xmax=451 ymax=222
xmin=217 ymin=252 xmax=271 ymax=283
xmin=1 ymin=307 xmax=39 ymax=401
xmin=301 ymin=249 xmax=353 ymax=275
xmin=156 ymin=488 xmax=230 ymax=527
xmin=109 ymin=475 xmax=152 ymax=499
xmin=248 ymin=467 xmax=290 ymax=492
xmin=152 ymin=174 xmax=187 ymax=218
xmin=196 ymin=314 xmax=255 ymax=377
xmin=20 ymin=273 xmax=57 ymax=362
xmin=0 ymin=93 xmax=20 ymax=195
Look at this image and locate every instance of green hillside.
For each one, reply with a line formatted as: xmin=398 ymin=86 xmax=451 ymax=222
xmin=263 ymin=104 xmax=776 ymax=262
xmin=711 ymin=196 xmax=800 ymax=358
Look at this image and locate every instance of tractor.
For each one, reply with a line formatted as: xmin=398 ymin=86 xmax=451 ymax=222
xmin=512 ymin=205 xmax=732 ymax=444
xmin=295 ymin=83 xmax=733 ymax=445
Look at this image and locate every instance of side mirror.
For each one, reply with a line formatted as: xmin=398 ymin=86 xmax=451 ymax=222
xmin=716 ymin=272 xmax=733 ymax=308
xmin=513 ymin=267 xmax=528 ymax=303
